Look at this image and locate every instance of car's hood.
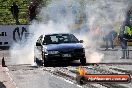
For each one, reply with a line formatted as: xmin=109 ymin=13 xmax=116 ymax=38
xmin=43 ymin=43 xmax=83 ymax=51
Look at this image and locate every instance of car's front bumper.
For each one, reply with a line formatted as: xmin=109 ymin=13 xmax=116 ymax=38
xmin=44 ymin=53 xmax=85 ymax=61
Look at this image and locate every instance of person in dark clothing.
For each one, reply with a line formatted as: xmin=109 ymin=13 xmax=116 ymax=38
xmin=28 ymin=2 xmax=37 ymax=21
xmin=10 ymin=2 xmax=19 ymax=24
xmin=120 ymin=38 xmax=128 ymax=59
xmin=119 ymin=30 xmax=129 ymax=59
xmin=104 ymin=30 xmax=117 ymax=50
xmin=119 ymin=7 xmax=132 ymax=59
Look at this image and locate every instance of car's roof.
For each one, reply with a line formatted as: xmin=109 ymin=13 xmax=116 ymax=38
xmin=44 ymin=33 xmax=73 ymax=36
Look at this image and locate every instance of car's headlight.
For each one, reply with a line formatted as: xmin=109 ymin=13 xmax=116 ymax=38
xmin=48 ymin=51 xmax=59 ymax=54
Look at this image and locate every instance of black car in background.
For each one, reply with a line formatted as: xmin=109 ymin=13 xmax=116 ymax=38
xmin=34 ymin=33 xmax=86 ymax=66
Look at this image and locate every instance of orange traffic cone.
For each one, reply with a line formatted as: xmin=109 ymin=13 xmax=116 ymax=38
xmin=2 ymin=57 xmax=7 ymax=67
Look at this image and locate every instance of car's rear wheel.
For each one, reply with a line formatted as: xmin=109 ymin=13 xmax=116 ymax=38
xmin=80 ymin=57 xmax=86 ymax=65
xmin=35 ymin=58 xmax=43 ymax=66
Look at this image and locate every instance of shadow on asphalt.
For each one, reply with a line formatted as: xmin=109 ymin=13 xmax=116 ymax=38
xmin=35 ymin=61 xmax=96 ymax=67
xmin=47 ymin=61 xmax=82 ymax=67
xmin=34 ymin=61 xmax=132 ymax=67
xmin=0 ymin=82 xmax=6 ymax=88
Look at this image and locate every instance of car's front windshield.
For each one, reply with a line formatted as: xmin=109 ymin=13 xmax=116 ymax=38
xmin=43 ymin=34 xmax=79 ymax=45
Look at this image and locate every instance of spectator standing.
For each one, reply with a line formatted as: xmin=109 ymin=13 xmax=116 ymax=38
xmin=119 ymin=7 xmax=132 ymax=59
xmin=103 ymin=25 xmax=117 ymax=50
xmin=104 ymin=30 xmax=117 ymax=50
xmin=10 ymin=2 xmax=20 ymax=24
xmin=119 ymin=23 xmax=132 ymax=59
xmin=28 ymin=2 xmax=37 ymax=21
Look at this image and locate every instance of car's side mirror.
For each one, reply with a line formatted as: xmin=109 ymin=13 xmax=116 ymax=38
xmin=79 ymin=40 xmax=83 ymax=43
xmin=36 ymin=42 xmax=41 ymax=46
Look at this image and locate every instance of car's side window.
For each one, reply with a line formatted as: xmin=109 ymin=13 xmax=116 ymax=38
xmin=70 ymin=34 xmax=79 ymax=43
xmin=37 ymin=35 xmax=43 ymax=44
xmin=43 ymin=35 xmax=52 ymax=44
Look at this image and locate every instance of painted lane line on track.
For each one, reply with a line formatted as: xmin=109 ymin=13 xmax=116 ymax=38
xmin=47 ymin=70 xmax=83 ymax=88
xmin=4 ymin=67 xmax=18 ymax=88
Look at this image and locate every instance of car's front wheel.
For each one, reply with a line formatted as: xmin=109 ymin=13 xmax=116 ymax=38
xmin=80 ymin=57 xmax=86 ymax=65
xmin=44 ymin=59 xmax=49 ymax=67
xmin=42 ymin=52 xmax=49 ymax=67
xmin=35 ymin=58 xmax=43 ymax=66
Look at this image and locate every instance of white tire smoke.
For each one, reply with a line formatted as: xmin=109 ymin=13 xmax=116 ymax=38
xmin=10 ymin=0 xmax=130 ymax=64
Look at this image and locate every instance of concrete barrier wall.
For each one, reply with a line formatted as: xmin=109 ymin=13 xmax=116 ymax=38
xmin=0 ymin=25 xmax=29 ymax=46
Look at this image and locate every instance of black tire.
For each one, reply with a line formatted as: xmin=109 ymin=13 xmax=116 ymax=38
xmin=80 ymin=57 xmax=86 ymax=65
xmin=42 ymin=51 xmax=45 ymax=61
xmin=35 ymin=58 xmax=43 ymax=66
xmin=44 ymin=59 xmax=49 ymax=67
xmin=42 ymin=52 xmax=49 ymax=67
